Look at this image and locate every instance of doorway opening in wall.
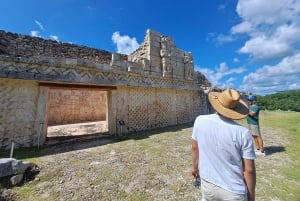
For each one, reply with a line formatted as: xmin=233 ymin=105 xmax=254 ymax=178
xmin=43 ymin=84 xmax=114 ymax=145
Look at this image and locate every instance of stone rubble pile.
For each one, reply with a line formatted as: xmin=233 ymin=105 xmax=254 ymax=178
xmin=0 ymin=158 xmax=36 ymax=186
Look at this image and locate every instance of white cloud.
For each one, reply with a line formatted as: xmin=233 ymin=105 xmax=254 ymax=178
xmin=233 ymin=58 xmax=240 ymax=63
xmin=30 ymin=30 xmax=42 ymax=38
xmin=236 ymin=0 xmax=299 ymax=26
xmin=35 ymin=20 xmax=45 ymax=31
xmin=224 ymin=77 xmax=236 ymax=88
xmin=275 ymin=24 xmax=300 ymax=43
xmin=240 ymin=53 xmax=300 ymax=94
xmin=197 ymin=62 xmax=247 ymax=88
xmin=233 ymin=0 xmax=300 ymax=61
xmin=206 ymin=32 xmax=235 ymax=45
xmin=231 ymin=21 xmax=252 ymax=34
xmin=111 ymin=31 xmax=139 ymax=54
xmin=50 ymin=35 xmax=59 ymax=42
xmin=238 ymin=35 xmax=292 ymax=60
xmin=215 ymin=34 xmax=235 ymax=45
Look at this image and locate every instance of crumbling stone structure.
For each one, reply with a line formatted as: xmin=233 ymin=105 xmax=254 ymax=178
xmin=0 ymin=29 xmax=211 ymax=149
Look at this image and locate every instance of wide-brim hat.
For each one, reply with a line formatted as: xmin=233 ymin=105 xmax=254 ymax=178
xmin=208 ymin=89 xmax=249 ymax=120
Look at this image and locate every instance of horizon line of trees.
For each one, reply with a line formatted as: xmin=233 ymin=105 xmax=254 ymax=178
xmin=255 ymin=90 xmax=300 ymax=112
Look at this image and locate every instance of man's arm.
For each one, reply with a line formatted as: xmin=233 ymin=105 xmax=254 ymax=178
xmin=242 ymin=158 xmax=256 ymax=201
xmin=249 ymin=105 xmax=259 ymax=117
xmin=249 ymin=111 xmax=256 ymax=116
xmin=191 ymin=140 xmax=199 ymax=178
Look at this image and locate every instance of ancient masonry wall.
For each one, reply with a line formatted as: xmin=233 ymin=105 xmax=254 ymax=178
xmin=0 ymin=29 xmax=211 ymax=149
xmin=47 ymin=89 xmax=107 ymax=125
xmin=0 ymin=79 xmax=208 ymax=149
xmin=0 ymin=30 xmax=114 ymax=64
xmin=111 ymin=86 xmax=208 ymax=135
xmin=0 ymin=79 xmax=39 ymax=148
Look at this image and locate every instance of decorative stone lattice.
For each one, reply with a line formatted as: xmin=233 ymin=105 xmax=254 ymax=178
xmin=128 ymin=88 xmax=150 ymax=131
xmin=113 ymin=86 xmax=203 ymax=135
xmin=154 ymin=89 xmax=175 ymax=127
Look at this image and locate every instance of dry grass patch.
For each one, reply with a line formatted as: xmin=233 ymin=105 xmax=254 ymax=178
xmin=1 ymin=111 xmax=299 ymax=200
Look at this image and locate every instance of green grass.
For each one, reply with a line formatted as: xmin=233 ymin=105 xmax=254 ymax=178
xmin=238 ymin=111 xmax=300 ymax=200
xmin=260 ymin=110 xmax=300 ymax=200
xmin=261 ymin=111 xmax=300 ymax=179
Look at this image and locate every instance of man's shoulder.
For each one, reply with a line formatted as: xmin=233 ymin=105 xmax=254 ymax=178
xmin=194 ymin=114 xmax=216 ymax=125
xmin=196 ymin=113 xmax=218 ymax=120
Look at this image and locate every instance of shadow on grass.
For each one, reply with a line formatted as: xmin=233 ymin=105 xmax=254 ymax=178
xmin=264 ymin=145 xmax=285 ymax=156
xmin=0 ymin=123 xmax=193 ymax=160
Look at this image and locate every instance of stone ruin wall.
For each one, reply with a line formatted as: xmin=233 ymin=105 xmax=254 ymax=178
xmin=0 ymin=30 xmax=124 ymax=64
xmin=112 ymin=86 xmax=208 ymax=135
xmin=0 ymin=79 xmax=39 ymax=148
xmin=0 ymin=29 xmax=211 ymax=149
xmin=47 ymin=89 xmax=107 ymax=126
xmin=0 ymin=78 xmax=209 ymax=149
xmin=128 ymin=30 xmax=194 ymax=80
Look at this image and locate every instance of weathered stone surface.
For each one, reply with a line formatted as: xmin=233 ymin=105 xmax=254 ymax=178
xmin=0 ymin=158 xmax=34 ymax=178
xmin=0 ymin=29 xmax=212 ymax=149
xmin=0 ymin=30 xmax=113 ymax=64
xmin=47 ymin=89 xmax=107 ymax=125
xmin=10 ymin=174 xmax=24 ymax=186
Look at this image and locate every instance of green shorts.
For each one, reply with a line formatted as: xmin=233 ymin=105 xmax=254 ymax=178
xmin=248 ymin=124 xmax=261 ymax=136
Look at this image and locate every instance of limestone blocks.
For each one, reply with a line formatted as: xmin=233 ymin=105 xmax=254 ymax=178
xmin=110 ymin=53 xmax=150 ymax=75
xmin=110 ymin=53 xmax=128 ymax=71
xmin=183 ymin=51 xmax=194 ymax=80
xmin=160 ymin=36 xmax=172 ymax=78
xmin=109 ymin=29 xmax=196 ymax=81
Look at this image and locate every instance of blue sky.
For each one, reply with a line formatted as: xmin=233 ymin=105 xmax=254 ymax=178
xmin=1 ymin=0 xmax=300 ymax=95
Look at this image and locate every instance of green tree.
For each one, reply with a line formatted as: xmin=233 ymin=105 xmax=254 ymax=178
xmin=255 ymin=90 xmax=300 ymax=112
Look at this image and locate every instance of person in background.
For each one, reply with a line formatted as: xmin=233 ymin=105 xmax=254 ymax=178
xmin=192 ymin=88 xmax=256 ymax=201
xmin=247 ymin=95 xmax=266 ymax=156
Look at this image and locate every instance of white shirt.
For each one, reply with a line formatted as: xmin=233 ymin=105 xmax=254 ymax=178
xmin=192 ymin=113 xmax=255 ymax=194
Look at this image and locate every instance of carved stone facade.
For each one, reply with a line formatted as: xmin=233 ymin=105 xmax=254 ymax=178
xmin=0 ymin=29 xmax=211 ymax=149
xmin=128 ymin=30 xmax=199 ymax=80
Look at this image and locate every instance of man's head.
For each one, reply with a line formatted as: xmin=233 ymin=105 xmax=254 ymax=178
xmin=208 ymin=88 xmax=249 ymax=120
xmin=247 ymin=95 xmax=257 ymax=105
xmin=247 ymin=95 xmax=256 ymax=101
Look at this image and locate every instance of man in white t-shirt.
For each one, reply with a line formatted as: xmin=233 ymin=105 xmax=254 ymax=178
xmin=192 ymin=89 xmax=256 ymax=201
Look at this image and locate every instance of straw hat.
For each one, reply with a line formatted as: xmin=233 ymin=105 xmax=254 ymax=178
xmin=208 ymin=89 xmax=249 ymax=120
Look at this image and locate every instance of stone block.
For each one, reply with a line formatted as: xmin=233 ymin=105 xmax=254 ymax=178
xmin=10 ymin=174 xmax=24 ymax=186
xmin=65 ymin=58 xmax=77 ymax=66
xmin=0 ymin=158 xmax=15 ymax=177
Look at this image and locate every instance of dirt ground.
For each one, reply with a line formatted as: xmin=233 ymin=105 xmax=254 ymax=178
xmin=0 ymin=121 xmax=297 ymax=201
